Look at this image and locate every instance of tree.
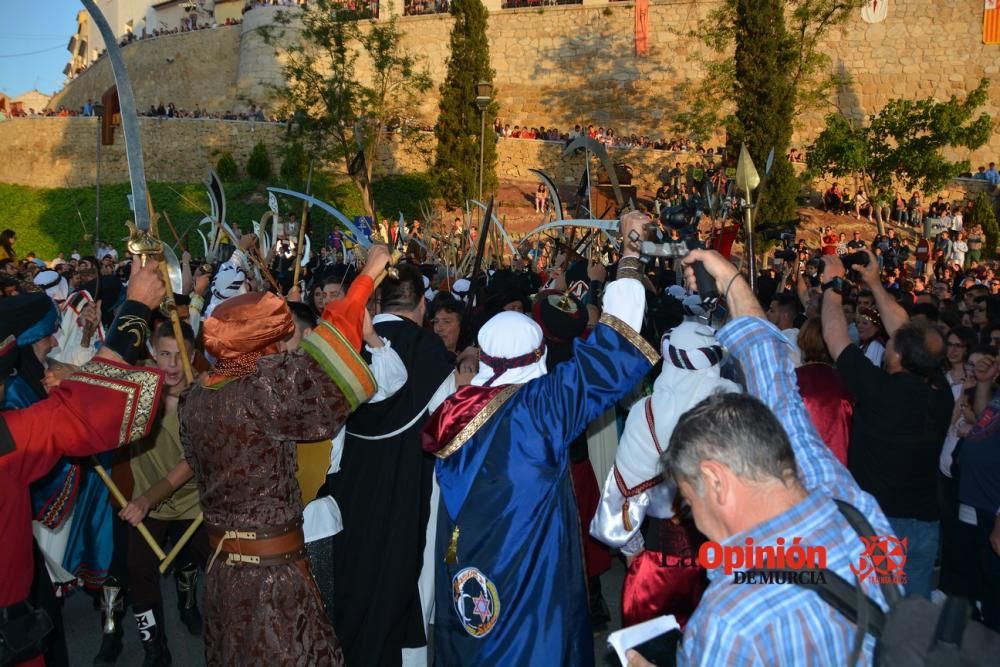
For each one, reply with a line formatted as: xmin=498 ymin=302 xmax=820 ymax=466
xmin=433 ymin=0 xmax=497 ymax=206
xmin=216 ymin=152 xmax=239 ymax=181
xmin=675 ymin=1 xmax=866 ymax=226
xmin=731 ymin=0 xmax=798 ymax=228
xmin=247 ymin=142 xmax=272 ymax=181
xmin=806 ymin=79 xmax=993 ymax=235
xmin=280 ymin=141 xmax=310 ymax=189
xmin=968 ymin=192 xmax=1000 ymax=259
xmin=265 ymin=1 xmax=431 ymax=218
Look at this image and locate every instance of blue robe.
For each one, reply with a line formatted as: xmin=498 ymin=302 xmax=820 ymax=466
xmin=426 ymin=317 xmax=658 ymax=666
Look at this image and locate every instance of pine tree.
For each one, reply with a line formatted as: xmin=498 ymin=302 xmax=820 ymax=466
xmin=731 ymin=0 xmax=798 ymax=228
xmin=434 ymin=0 xmax=496 ymax=205
xmin=969 ymin=192 xmax=1000 ymax=259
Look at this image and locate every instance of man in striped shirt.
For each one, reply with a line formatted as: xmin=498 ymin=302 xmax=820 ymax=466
xmin=629 ymin=249 xmax=897 ymax=666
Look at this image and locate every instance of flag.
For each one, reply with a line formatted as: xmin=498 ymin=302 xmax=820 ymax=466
xmin=986 ymin=0 xmax=1000 ymax=44
xmin=635 ymin=0 xmax=650 ymax=56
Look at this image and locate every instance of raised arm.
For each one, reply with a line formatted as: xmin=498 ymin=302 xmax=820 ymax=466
xmin=682 ymin=250 xmax=867 ymax=502
xmin=856 ymin=247 xmax=908 ymax=337
xmin=817 ymin=255 xmax=851 ymax=362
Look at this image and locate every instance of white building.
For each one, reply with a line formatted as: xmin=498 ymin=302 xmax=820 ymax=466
xmin=65 ymin=0 xmax=243 ymax=79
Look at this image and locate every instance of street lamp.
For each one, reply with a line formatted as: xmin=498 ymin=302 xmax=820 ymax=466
xmin=94 ymin=102 xmax=104 ymax=251
xmin=475 ymin=80 xmax=493 ymax=204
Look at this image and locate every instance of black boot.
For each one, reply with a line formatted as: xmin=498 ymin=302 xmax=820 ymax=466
xmin=93 ymin=577 xmax=124 ymax=666
xmin=175 ymin=564 xmax=203 ymax=636
xmin=589 ymin=575 xmax=611 ymax=632
xmin=134 ymin=606 xmax=172 ymax=667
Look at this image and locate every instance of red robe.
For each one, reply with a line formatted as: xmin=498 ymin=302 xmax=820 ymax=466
xmin=0 ymin=358 xmax=163 ymax=629
xmin=795 ymin=363 xmax=853 ymax=465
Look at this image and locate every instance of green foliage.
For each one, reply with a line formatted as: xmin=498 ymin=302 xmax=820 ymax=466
xmin=731 ymin=0 xmax=798 ymax=226
xmin=280 ymin=142 xmax=311 ymax=189
xmin=247 ymin=142 xmax=272 ymax=181
xmin=968 ymin=192 xmax=1000 ymax=259
xmin=266 ymin=1 xmax=432 ymax=216
xmin=806 ymin=79 xmax=993 ymax=201
xmin=0 ymin=173 xmax=438 ymax=260
xmin=216 ymin=152 xmax=239 ymax=182
xmin=434 ymin=0 xmax=497 ymax=205
xmin=674 ymin=0 xmax=863 ymax=147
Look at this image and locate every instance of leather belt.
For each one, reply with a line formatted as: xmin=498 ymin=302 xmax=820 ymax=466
xmin=206 ymin=517 xmax=306 ymax=568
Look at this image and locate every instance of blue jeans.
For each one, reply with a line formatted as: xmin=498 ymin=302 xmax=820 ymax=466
xmin=888 ymin=517 xmax=940 ymax=599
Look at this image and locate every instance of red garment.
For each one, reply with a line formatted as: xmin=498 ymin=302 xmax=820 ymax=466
xmin=822 ymin=234 xmax=839 ymax=256
xmin=622 ymin=518 xmax=707 ymax=629
xmin=0 ymin=358 xmax=163 ymax=606
xmin=795 ymin=363 xmax=853 ymax=465
xmin=569 ymin=460 xmax=611 ymax=578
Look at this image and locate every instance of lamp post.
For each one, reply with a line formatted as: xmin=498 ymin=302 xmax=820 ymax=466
xmin=475 ymin=80 xmax=493 ymax=204
xmin=94 ymin=102 xmax=104 ymax=251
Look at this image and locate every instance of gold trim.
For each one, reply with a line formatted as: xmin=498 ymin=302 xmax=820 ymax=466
xmin=599 ymin=313 xmax=660 ymax=365
xmin=73 ymin=361 xmax=162 ymax=445
xmin=434 ymin=384 xmax=523 ymax=460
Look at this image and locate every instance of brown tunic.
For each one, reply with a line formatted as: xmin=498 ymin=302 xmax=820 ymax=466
xmin=179 ymin=350 xmax=353 ymax=667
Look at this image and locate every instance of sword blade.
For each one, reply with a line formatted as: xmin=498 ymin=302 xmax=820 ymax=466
xmin=81 ymin=0 xmax=150 ymax=231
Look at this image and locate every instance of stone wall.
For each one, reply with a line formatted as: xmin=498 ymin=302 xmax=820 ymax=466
xmin=0 ymin=117 xmax=286 ymax=188
xmin=47 ymin=0 xmax=1000 ymax=174
xmin=0 ymin=115 xmax=713 ymax=192
xmin=48 ymin=25 xmax=242 ymax=114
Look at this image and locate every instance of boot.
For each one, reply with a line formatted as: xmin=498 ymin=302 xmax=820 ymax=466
xmin=93 ymin=577 xmax=124 ymax=666
xmin=175 ymin=563 xmax=203 ymax=636
xmin=134 ymin=606 xmax=172 ymax=667
xmin=589 ymin=575 xmax=611 ymax=632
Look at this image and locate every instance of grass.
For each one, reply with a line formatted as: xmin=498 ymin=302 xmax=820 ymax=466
xmin=0 ymin=172 xmax=439 ymax=260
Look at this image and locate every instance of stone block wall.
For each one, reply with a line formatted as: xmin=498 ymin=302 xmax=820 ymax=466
xmin=25 ymin=0 xmax=1000 ymax=193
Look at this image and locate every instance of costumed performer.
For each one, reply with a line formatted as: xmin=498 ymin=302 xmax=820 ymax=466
xmin=421 ymin=211 xmax=659 ymax=666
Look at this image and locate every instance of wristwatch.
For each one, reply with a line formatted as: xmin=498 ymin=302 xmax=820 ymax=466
xmin=822 ymin=276 xmax=845 ymax=295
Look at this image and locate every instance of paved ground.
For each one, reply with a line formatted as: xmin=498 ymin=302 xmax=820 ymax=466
xmin=63 ymin=557 xmax=628 ymax=666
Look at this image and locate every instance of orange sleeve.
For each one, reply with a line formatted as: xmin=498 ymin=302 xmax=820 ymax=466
xmin=321 ymin=274 xmax=374 ymax=351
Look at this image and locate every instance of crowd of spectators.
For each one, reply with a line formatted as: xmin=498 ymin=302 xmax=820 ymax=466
xmin=494 ymin=119 xmax=726 ymax=154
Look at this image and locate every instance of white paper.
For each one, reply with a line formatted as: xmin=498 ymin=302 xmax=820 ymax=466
xmin=607 ymin=614 xmax=680 ymax=666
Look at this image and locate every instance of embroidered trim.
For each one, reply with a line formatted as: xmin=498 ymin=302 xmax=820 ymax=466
xmin=598 ymin=313 xmax=660 ymax=365
xmin=72 ymin=360 xmax=162 ymax=446
xmin=644 ymin=398 xmax=663 ymax=456
xmin=434 ymin=384 xmax=523 ymax=460
xmin=613 ymin=464 xmax=663 ymax=498
xmin=36 ymin=464 xmax=81 ymax=529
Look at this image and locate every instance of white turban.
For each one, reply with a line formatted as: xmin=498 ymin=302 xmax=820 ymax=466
xmin=205 ymin=262 xmax=248 ymax=316
xmin=472 ymin=311 xmax=548 ymax=387
xmin=33 ymin=270 xmax=69 ymax=303
xmin=451 ymin=278 xmax=471 ymax=303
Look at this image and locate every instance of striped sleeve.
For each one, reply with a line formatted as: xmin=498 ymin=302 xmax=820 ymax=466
xmin=299 ymin=321 xmax=376 ymax=412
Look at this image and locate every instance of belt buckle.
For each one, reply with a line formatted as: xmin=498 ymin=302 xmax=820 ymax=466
xmin=227 ymin=553 xmax=261 ymax=565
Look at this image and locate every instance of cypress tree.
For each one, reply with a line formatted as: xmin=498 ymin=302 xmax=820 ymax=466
xmin=434 ymin=0 xmax=496 ymax=205
xmin=731 ymin=0 xmax=798 ymax=228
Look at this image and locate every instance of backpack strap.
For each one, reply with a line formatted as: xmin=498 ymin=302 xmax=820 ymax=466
xmin=832 ymin=499 xmax=902 ymax=608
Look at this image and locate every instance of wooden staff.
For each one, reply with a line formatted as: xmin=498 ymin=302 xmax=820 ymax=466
xmin=159 ymin=512 xmax=203 ymax=574
xmin=291 ymin=162 xmax=314 ymax=288
xmin=92 ymin=462 xmax=167 ymax=561
xmin=146 ymin=193 xmax=194 ymax=383
xmin=161 ymin=211 xmax=185 ymax=251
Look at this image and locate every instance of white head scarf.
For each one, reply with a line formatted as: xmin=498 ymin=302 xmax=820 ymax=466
xmin=205 ymin=263 xmax=248 ymax=316
xmin=451 ymin=278 xmax=471 ymax=303
xmin=606 ymin=321 xmax=741 ymax=525
xmin=33 ymin=270 xmax=69 ymax=303
xmin=472 ymin=311 xmax=548 ymax=387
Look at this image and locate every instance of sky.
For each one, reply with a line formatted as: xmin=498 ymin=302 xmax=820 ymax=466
xmin=0 ymin=0 xmax=82 ymax=98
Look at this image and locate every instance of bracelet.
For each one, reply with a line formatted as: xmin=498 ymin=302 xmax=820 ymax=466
xmin=142 ymin=477 xmax=175 ymax=508
xmin=723 ymin=273 xmax=741 ymax=303
xmin=617 ymin=256 xmax=644 ymax=282
xmin=103 ymin=300 xmax=153 ymax=364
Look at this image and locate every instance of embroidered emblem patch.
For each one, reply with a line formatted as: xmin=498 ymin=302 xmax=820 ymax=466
xmin=452 ymin=567 xmax=501 ymax=638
